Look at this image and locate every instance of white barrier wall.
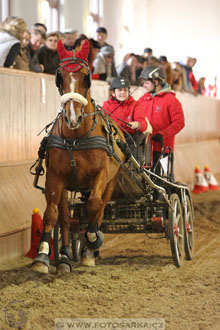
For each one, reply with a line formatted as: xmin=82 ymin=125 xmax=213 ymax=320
xmin=1 ymin=67 xmax=220 ymax=261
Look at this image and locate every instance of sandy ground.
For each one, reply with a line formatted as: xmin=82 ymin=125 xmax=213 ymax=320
xmin=0 ymin=183 xmax=220 ymax=329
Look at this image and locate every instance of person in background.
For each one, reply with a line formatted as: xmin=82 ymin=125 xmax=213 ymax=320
xmin=142 ymin=47 xmax=153 ymax=59
xmin=117 ymin=53 xmax=139 ymax=86
xmin=31 ymin=22 xmax=47 ymax=34
xmin=102 ymin=77 xmax=152 ymax=161
xmin=197 ymin=77 xmax=206 ymax=95
xmin=171 ymin=62 xmax=184 ymax=92
xmin=26 ymin=28 xmax=46 ymax=72
xmin=148 ymin=55 xmax=160 ymax=66
xmin=93 ymin=45 xmax=117 ymax=82
xmin=63 ymin=29 xmax=78 ymax=51
xmin=188 ymin=57 xmax=198 ymax=93
xmin=159 ymin=55 xmax=173 ymax=86
xmin=179 ymin=56 xmax=197 ymax=93
xmin=95 ymin=27 xmax=111 ymax=48
xmin=13 ymin=29 xmax=31 ymax=71
xmin=0 ymin=16 xmax=26 ymax=67
xmin=33 ymin=32 xmax=60 ymax=74
xmin=72 ymin=34 xmax=107 ymax=81
xmin=138 ymin=66 xmax=185 ymax=173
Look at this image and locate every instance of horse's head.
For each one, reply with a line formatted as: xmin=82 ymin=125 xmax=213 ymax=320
xmin=56 ymin=39 xmax=91 ymax=130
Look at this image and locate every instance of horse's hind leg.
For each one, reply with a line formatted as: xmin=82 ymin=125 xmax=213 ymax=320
xmin=31 ymin=173 xmax=64 ymax=273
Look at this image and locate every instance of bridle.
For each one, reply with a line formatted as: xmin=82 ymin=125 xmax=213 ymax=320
xmin=56 ymin=51 xmax=93 ymax=130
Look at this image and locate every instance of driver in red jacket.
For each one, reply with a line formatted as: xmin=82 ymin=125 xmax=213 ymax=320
xmin=102 ymin=77 xmax=152 ymax=161
xmin=137 ymin=66 xmax=185 ymax=171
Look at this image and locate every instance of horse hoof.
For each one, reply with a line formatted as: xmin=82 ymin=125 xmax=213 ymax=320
xmin=81 ymin=248 xmax=95 ymax=267
xmin=57 ymin=262 xmax=71 ymax=273
xmin=86 ymin=230 xmax=104 ymax=250
xmin=31 ymin=262 xmax=49 ymax=274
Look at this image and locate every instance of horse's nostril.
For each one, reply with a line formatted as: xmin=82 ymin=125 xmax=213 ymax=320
xmin=78 ymin=116 xmax=83 ymax=124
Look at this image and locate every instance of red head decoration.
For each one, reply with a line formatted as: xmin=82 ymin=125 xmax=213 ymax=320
xmin=57 ymin=39 xmax=90 ymax=72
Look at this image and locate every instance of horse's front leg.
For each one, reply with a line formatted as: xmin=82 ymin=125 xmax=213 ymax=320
xmin=31 ymin=172 xmax=64 ymax=273
xmin=81 ymin=169 xmax=107 ymax=266
xmin=56 ymin=189 xmax=73 ymax=273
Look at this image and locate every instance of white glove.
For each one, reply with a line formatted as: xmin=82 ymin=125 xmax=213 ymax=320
xmin=129 ymin=121 xmax=140 ymax=130
xmin=144 ymin=117 xmax=152 ymax=134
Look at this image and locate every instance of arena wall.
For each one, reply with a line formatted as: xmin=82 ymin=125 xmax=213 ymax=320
xmin=1 ymin=68 xmax=220 ymax=261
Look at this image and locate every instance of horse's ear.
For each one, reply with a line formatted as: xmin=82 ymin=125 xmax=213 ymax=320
xmin=76 ymin=39 xmax=90 ymax=61
xmin=57 ymin=40 xmax=67 ymax=60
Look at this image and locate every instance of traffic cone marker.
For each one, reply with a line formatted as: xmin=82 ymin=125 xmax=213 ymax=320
xmin=192 ymin=165 xmax=209 ymax=194
xmin=204 ymin=165 xmax=219 ymax=191
xmin=26 ymin=208 xmax=54 ymax=260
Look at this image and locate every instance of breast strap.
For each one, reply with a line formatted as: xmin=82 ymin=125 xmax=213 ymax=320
xmin=46 ymin=135 xmax=113 ymax=155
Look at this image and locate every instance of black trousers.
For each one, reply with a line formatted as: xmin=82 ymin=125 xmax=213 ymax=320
xmin=125 ymin=132 xmax=145 ymax=162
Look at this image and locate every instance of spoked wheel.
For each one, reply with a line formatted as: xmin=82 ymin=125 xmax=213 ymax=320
xmin=183 ymin=194 xmax=194 ymax=260
xmin=53 ymin=221 xmax=62 ymax=264
xmin=168 ymin=193 xmax=185 ymax=267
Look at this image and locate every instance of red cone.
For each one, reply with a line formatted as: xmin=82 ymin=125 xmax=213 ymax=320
xmin=204 ymin=165 xmax=219 ymax=191
xmin=192 ymin=165 xmax=209 ymax=194
xmin=26 ymin=208 xmax=54 ymax=260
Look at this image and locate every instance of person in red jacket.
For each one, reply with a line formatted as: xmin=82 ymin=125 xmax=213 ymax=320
xmin=102 ymin=77 xmax=152 ymax=161
xmin=138 ymin=66 xmax=185 ymax=173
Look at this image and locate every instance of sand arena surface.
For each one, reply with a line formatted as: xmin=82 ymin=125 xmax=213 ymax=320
xmin=0 ymin=186 xmax=220 ymax=329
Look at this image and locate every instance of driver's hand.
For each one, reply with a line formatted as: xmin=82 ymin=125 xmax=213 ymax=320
xmin=129 ymin=121 xmax=140 ymax=130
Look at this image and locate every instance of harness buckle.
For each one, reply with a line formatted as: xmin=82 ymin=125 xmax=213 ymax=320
xmin=70 ymin=159 xmax=76 ymax=167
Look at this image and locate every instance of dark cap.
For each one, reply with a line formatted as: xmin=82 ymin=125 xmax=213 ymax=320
xmin=143 ymin=47 xmax=152 ymax=54
xmin=159 ymin=55 xmax=168 ymax=63
xmin=96 ymin=27 xmax=107 ymax=34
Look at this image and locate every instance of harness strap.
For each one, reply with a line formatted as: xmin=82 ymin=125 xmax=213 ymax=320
xmin=46 ymin=135 xmax=113 ymax=155
xmin=68 ymin=148 xmax=79 ymax=189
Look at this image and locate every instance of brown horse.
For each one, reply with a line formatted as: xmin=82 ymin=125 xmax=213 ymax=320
xmin=31 ymin=39 xmax=126 ymax=273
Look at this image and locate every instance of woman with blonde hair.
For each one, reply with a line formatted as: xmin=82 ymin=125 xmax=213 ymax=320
xmin=0 ymin=16 xmax=26 ymax=67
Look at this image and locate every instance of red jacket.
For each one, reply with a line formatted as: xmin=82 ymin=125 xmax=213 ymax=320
xmin=102 ymin=95 xmax=148 ymax=134
xmin=137 ymin=86 xmax=185 ymax=152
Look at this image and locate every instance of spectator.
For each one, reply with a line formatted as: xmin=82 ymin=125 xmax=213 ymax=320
xmin=13 ymin=29 xmax=31 ymax=71
xmin=63 ymin=29 xmax=78 ymax=51
xmin=103 ymin=77 xmax=151 ymax=161
xmin=179 ymin=56 xmax=196 ymax=93
xmin=159 ymin=55 xmax=173 ymax=86
xmin=148 ymin=55 xmax=160 ymax=66
xmin=33 ymin=32 xmax=60 ymax=74
xmin=117 ymin=53 xmax=139 ymax=85
xmin=26 ymin=28 xmax=46 ymax=72
xmin=93 ymin=45 xmax=117 ymax=82
xmin=197 ymin=77 xmax=206 ymax=95
xmin=0 ymin=16 xmax=26 ymax=67
xmin=142 ymin=47 xmax=153 ymax=59
xmin=95 ymin=27 xmax=111 ymax=48
xmin=188 ymin=57 xmax=198 ymax=92
xmin=31 ymin=22 xmax=47 ymax=34
xmin=171 ymin=62 xmax=184 ymax=92
xmin=138 ymin=66 xmax=185 ymax=175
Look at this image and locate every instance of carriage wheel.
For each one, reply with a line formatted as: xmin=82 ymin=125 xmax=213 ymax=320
xmin=168 ymin=193 xmax=185 ymax=267
xmin=53 ymin=221 xmax=62 ymax=264
xmin=183 ymin=194 xmax=194 ymax=260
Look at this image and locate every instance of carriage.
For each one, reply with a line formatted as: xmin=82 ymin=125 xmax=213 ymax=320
xmin=31 ymin=39 xmax=194 ymax=273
